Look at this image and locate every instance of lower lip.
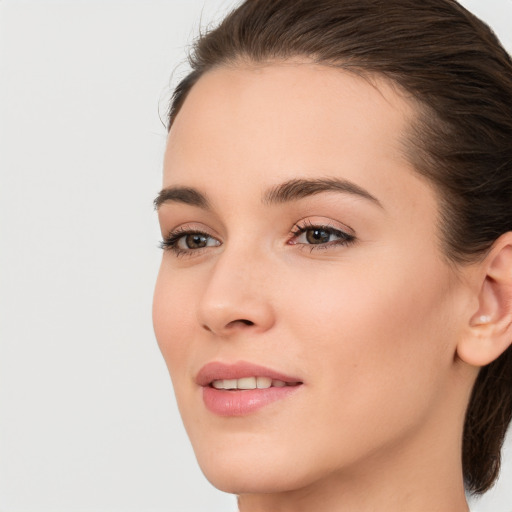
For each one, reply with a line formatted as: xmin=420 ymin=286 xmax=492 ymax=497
xmin=202 ymin=385 xmax=301 ymax=416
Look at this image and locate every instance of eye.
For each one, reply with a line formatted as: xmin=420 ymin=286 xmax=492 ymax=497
xmin=160 ymin=228 xmax=221 ymax=256
xmin=290 ymin=221 xmax=355 ymax=250
xmin=177 ymin=233 xmax=214 ymax=250
xmin=299 ymin=227 xmax=335 ymax=245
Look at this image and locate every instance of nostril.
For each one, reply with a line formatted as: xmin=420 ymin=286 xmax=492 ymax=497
xmin=201 ymin=319 xmax=254 ymax=333
xmin=228 ymin=319 xmax=254 ymax=327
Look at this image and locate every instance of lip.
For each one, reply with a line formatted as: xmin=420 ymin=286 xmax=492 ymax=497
xmin=196 ymin=361 xmax=302 ymax=386
xmin=197 ymin=361 xmax=303 ymax=417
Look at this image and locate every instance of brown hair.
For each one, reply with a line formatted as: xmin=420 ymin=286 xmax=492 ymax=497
xmin=167 ymin=0 xmax=512 ymax=494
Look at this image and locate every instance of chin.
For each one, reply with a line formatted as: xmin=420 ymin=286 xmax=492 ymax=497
xmin=190 ymin=434 xmax=315 ymax=494
xmin=191 ymin=430 xmax=344 ymax=497
xmin=200 ymin=461 xmax=312 ymax=495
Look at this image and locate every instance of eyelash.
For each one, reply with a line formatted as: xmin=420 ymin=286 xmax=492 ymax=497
xmin=290 ymin=220 xmax=356 ymax=252
xmin=159 ymin=226 xmax=217 ymax=258
xmin=160 ymin=222 xmax=356 ymax=257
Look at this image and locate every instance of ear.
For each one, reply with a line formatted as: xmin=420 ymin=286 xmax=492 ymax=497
xmin=457 ymin=232 xmax=512 ymax=367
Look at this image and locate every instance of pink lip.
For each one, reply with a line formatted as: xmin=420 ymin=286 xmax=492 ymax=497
xmin=196 ymin=361 xmax=302 ymax=386
xmin=196 ymin=361 xmax=303 ymax=417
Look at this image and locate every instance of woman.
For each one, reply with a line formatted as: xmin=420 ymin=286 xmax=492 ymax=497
xmin=153 ymin=1 xmax=512 ymax=510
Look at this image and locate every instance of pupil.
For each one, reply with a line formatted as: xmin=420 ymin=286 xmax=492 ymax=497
xmin=186 ymin=234 xmax=207 ymax=248
xmin=306 ymin=229 xmax=330 ymax=244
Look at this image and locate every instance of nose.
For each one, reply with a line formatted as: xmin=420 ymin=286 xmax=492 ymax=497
xmin=197 ymin=246 xmax=276 ymax=337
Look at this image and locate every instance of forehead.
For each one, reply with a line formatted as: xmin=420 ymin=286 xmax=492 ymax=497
xmin=164 ymin=62 xmax=425 ymax=209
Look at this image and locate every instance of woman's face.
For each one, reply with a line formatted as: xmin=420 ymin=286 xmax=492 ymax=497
xmin=153 ymin=63 xmax=470 ymax=494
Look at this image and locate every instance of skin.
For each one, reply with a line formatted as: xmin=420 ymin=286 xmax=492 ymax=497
xmin=153 ymin=62 xmax=483 ymax=512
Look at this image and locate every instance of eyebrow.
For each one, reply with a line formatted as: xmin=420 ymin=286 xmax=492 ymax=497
xmin=263 ymin=178 xmax=383 ymax=208
xmin=154 ymin=186 xmax=210 ymax=210
xmin=154 ymin=177 xmax=382 ymax=210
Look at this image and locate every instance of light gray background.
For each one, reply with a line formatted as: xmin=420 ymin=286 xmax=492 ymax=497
xmin=0 ymin=1 xmax=511 ymax=511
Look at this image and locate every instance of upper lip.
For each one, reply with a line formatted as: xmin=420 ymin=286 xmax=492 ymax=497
xmin=196 ymin=361 xmax=303 ymax=387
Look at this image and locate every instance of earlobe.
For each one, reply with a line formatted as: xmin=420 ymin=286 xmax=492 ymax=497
xmin=457 ymin=233 xmax=512 ymax=367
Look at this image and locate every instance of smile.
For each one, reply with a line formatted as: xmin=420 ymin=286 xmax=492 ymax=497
xmin=197 ymin=362 xmax=303 ymax=416
xmin=211 ymin=377 xmax=300 ymax=390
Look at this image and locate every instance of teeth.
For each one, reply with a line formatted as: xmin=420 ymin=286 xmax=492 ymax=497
xmin=224 ymin=379 xmax=237 ymax=389
xmin=237 ymin=377 xmax=256 ymax=389
xmin=211 ymin=377 xmax=288 ymax=390
xmin=257 ymin=376 xmax=272 ymax=389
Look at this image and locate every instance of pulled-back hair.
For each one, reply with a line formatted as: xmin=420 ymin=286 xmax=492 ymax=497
xmin=168 ymin=0 xmax=512 ymax=494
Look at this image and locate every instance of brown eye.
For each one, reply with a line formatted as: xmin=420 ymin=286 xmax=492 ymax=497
xmin=291 ymin=223 xmax=355 ymax=249
xmin=305 ymin=228 xmax=332 ymax=244
xmin=182 ymin=233 xmax=209 ymax=249
xmin=175 ymin=232 xmax=220 ymax=251
xmin=160 ymin=229 xmax=221 ymax=255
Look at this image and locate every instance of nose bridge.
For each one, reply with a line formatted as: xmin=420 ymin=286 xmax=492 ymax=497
xmin=197 ymin=240 xmax=275 ymax=335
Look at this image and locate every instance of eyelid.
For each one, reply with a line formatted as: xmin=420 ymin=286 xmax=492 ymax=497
xmin=288 ymin=217 xmax=356 ymax=250
xmin=160 ymin=223 xmax=222 ymax=256
xmin=162 ymin=222 xmax=220 ymax=240
xmin=290 ymin=217 xmax=355 ymax=237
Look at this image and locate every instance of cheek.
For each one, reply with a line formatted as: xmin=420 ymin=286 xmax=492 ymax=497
xmin=281 ymin=252 xmax=455 ymax=435
xmin=152 ymin=262 xmax=196 ymax=380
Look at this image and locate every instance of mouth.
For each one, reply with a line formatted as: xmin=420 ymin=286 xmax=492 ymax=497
xmin=210 ymin=376 xmax=301 ymax=390
xmin=196 ymin=361 xmax=303 ymax=387
xmin=197 ymin=361 xmax=303 ymax=416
